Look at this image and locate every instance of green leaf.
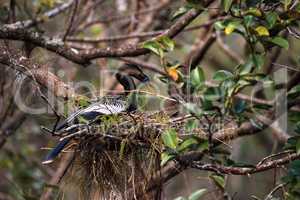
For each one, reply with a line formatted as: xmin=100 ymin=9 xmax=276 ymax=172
xmin=234 ymin=100 xmax=247 ymax=114
xmin=243 ymin=15 xmax=255 ymax=27
xmin=191 ymin=66 xmax=205 ymax=88
xmin=188 ymin=189 xmax=207 ymax=200
xmin=143 ymin=36 xmax=175 ymax=57
xmin=221 ymin=0 xmax=233 ymax=12
xmin=286 ymin=160 xmax=300 ymax=177
xmin=245 ymin=7 xmax=262 ymax=17
xmin=185 ymin=119 xmax=198 ymax=132
xmin=237 ymin=64 xmax=252 ymax=75
xmin=295 ymin=122 xmax=300 ymax=134
xmin=76 ymin=96 xmax=91 ymax=108
xmin=89 ymin=24 xmax=102 ymax=36
xmin=204 ymin=87 xmax=223 ymax=101
xmin=213 ymin=70 xmax=233 ymax=81
xmin=172 ymin=5 xmax=192 ymax=20
xmin=252 ymin=54 xmax=265 ymax=69
xmin=288 ymin=85 xmax=300 ymax=99
xmin=270 ymin=37 xmax=289 ymax=50
xmin=284 ymin=0 xmax=292 ymax=10
xmin=209 ymin=175 xmax=225 ymax=189
xmin=296 ymin=139 xmax=300 ymax=154
xmin=159 ymin=36 xmax=175 ymax=51
xmin=184 ymin=103 xmax=203 ymax=117
xmin=178 ymin=137 xmax=199 ymax=152
xmin=158 ymin=76 xmax=169 ymax=83
xmin=39 ymin=0 xmax=56 ymax=8
xmin=214 ymin=21 xmax=225 ymax=30
xmin=143 ymin=40 xmax=164 ymax=57
xmin=255 ymin=26 xmax=270 ymax=36
xmin=198 ymin=140 xmax=209 ymax=151
xmin=242 ymin=54 xmax=265 ymax=70
xmin=161 ymin=152 xmax=175 ymax=166
xmin=225 ymin=21 xmax=240 ymax=35
xmin=266 ymin=12 xmax=278 ymax=29
xmin=162 ymin=129 xmax=179 ymax=149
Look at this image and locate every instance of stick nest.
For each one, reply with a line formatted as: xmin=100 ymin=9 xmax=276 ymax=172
xmin=59 ymin=111 xmax=187 ymax=199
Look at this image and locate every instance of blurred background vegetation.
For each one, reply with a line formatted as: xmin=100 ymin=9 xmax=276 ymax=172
xmin=1 ymin=0 xmax=300 ymax=199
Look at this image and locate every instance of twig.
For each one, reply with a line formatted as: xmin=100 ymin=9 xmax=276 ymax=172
xmin=8 ymin=0 xmax=74 ymax=29
xmin=264 ymin=183 xmax=287 ymax=200
xmin=216 ymin=31 xmax=244 ymax=64
xmin=256 ymin=150 xmax=295 ymax=166
xmin=63 ymin=0 xmax=79 ymax=41
xmin=191 ymin=152 xmax=299 ymax=175
xmin=0 ymin=50 xmax=76 ymax=99
xmin=67 ymin=18 xmax=224 ymax=43
xmin=78 ymin=3 xmax=172 ymax=29
xmin=0 ymin=1 xmax=214 ymax=65
xmin=271 ymin=63 xmax=300 ymax=72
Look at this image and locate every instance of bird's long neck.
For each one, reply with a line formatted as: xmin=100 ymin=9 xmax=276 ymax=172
xmin=120 ymin=75 xmax=137 ymax=112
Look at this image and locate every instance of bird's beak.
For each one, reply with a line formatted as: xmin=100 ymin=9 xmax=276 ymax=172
xmin=141 ymin=75 xmax=149 ymax=83
xmin=130 ymin=72 xmax=149 ymax=83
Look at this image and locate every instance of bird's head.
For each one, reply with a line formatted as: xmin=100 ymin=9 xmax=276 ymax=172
xmin=115 ymin=63 xmax=150 ymax=112
xmin=117 ymin=63 xmax=149 ymax=83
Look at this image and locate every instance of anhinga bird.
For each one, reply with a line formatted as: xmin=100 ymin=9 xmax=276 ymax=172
xmin=42 ymin=64 xmax=149 ymax=164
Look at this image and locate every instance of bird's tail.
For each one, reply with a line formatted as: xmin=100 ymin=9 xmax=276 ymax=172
xmin=42 ymin=138 xmax=71 ymax=164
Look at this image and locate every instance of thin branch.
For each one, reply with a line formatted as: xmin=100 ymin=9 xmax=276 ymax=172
xmin=0 ymin=49 xmax=76 ymax=99
xmin=264 ymin=183 xmax=287 ymax=200
xmin=287 ymin=71 xmax=300 ymax=91
xmin=78 ymin=3 xmax=172 ymax=29
xmin=0 ymin=1 xmax=215 ymax=65
xmin=0 ymin=111 xmax=26 ymax=148
xmin=67 ymin=18 xmax=223 ymax=44
xmin=264 ymin=31 xmax=288 ymax=74
xmin=188 ymin=32 xmax=216 ymax=70
xmin=62 ymin=0 xmax=79 ymax=41
xmin=183 ymin=27 xmax=216 ymax=74
xmin=8 ymin=0 xmax=74 ymax=29
xmin=216 ymin=31 xmax=244 ymax=64
xmin=191 ymin=152 xmax=299 ymax=175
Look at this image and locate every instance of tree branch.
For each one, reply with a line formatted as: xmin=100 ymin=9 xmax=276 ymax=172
xmin=0 ymin=1 xmax=214 ymax=65
xmin=8 ymin=0 xmax=74 ymax=29
xmin=0 ymin=49 xmax=76 ymax=99
xmin=191 ymin=152 xmax=300 ymax=175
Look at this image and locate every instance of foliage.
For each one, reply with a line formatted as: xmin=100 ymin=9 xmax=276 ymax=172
xmin=1 ymin=0 xmax=300 ymax=199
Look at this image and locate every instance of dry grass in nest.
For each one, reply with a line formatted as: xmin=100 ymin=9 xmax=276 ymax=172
xmin=55 ymin=111 xmax=234 ymax=199
xmin=60 ymin=112 xmax=169 ymax=199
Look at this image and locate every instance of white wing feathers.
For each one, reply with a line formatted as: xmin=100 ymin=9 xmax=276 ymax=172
xmin=57 ymin=101 xmax=127 ymax=131
xmin=81 ymin=102 xmax=126 ymax=115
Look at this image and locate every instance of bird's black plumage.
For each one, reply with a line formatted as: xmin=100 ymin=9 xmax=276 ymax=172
xmin=42 ymin=64 xmax=149 ymax=164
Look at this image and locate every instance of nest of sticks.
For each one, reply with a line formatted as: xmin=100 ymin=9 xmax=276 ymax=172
xmin=56 ymin=111 xmax=177 ymax=199
xmin=53 ymin=110 xmax=234 ymax=199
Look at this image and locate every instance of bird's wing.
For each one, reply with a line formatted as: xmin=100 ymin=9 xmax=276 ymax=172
xmin=55 ymin=100 xmax=127 ymax=131
xmin=55 ymin=109 xmax=83 ymax=131
xmin=82 ymin=101 xmax=127 ymax=115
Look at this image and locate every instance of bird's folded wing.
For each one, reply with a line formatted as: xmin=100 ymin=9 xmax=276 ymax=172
xmin=82 ymin=102 xmax=126 ymax=115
